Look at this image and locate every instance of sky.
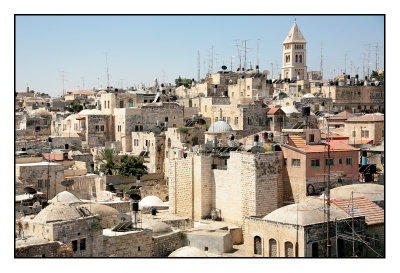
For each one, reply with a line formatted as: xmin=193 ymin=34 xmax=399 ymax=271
xmin=15 ymin=15 xmax=384 ymax=96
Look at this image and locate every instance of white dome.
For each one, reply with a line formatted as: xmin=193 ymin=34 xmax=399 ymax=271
xmin=207 ymin=121 xmax=233 ymax=134
xmin=302 ymin=93 xmax=315 ymax=98
xmin=29 ymin=108 xmax=51 ymax=117
xmin=320 ymin=184 xmax=384 ymax=202
xmin=139 ymin=196 xmax=164 ymax=209
xmin=50 ymin=191 xmax=82 ymax=204
xmin=281 ymin=105 xmax=299 ymax=114
xmin=78 ymin=109 xmax=104 ymax=115
xmin=142 ymin=220 xmax=172 ymax=235
xmin=168 ymin=246 xmax=208 ymax=257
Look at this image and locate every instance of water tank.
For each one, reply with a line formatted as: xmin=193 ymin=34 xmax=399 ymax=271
xmin=106 ymin=183 xmax=116 ymax=192
xmin=151 ymin=208 xmax=157 ymax=216
xmin=48 ymin=137 xmax=52 ymax=143
xmin=362 ymin=151 xmax=368 ymax=166
xmin=41 ymin=200 xmax=48 ymax=208
xmin=302 ymin=106 xmax=310 ymax=116
xmin=63 ymin=152 xmax=69 ymax=160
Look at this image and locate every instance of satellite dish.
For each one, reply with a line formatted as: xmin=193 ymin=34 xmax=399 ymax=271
xmin=17 ymin=205 xmax=33 ymax=215
xmin=24 ymin=187 xmax=37 ymax=195
xmin=61 ymin=180 xmax=75 ymax=188
xmin=32 ymin=202 xmax=42 ymax=213
xmin=263 ymin=70 xmax=270 ymax=76
xmin=221 ymin=65 xmax=227 ymax=71
xmin=117 ymin=213 xmax=131 ymax=222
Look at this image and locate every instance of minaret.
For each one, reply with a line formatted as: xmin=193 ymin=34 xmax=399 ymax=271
xmin=282 ymin=19 xmax=307 ymax=80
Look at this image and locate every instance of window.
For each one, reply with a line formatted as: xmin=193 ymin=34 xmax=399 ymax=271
xmin=362 ymin=130 xmax=369 ymax=138
xmin=80 ymin=239 xmax=86 ymax=251
xmin=95 ymin=125 xmax=99 ymax=131
xmin=312 ymin=242 xmax=319 ymax=258
xmin=204 ymin=247 xmax=208 ymax=251
xmin=135 ymin=125 xmax=139 ymax=132
xmin=346 ymin=158 xmax=352 ymax=166
xmin=292 ymin=159 xmax=300 ymax=167
xmin=231 ymin=92 xmax=234 ymax=98
xmin=309 ymin=134 xmax=314 ymax=142
xmin=284 ymin=158 xmax=287 ymax=166
xmin=227 ymin=117 xmax=230 ymax=124
xmin=235 ymin=117 xmax=239 ymax=125
xmin=205 ymin=105 xmax=207 ymax=112
xmin=107 ymin=101 xmax=110 ymax=109
xmin=247 ymin=86 xmax=250 ymax=90
xmin=299 ymin=55 xmax=303 ymax=63
xmin=285 ymin=241 xmax=294 ymax=257
xmin=295 ymin=55 xmax=298 ymax=63
xmin=129 ymin=99 xmax=133 ymax=108
xmin=100 ymin=125 xmax=105 ymax=132
xmin=37 ymin=180 xmax=43 ymax=188
xmin=335 ymin=125 xmax=340 ymax=128
xmin=104 ymin=101 xmax=106 ymax=109
xmin=254 ymin=236 xmax=262 ymax=255
xmin=138 ymin=246 xmax=141 ymax=251
xmin=325 ymin=158 xmax=334 ymax=166
xmin=120 ymin=100 xmax=124 ymax=108
xmin=247 ymin=117 xmax=252 ymax=125
xmin=215 ymin=117 xmax=218 ymax=122
xmin=74 ymin=123 xmax=78 ymax=130
xmin=72 ymin=240 xmax=78 ymax=252
xmin=339 ymin=158 xmax=343 ymax=164
xmin=311 ymin=159 xmax=320 ymax=167
xmin=269 ymin=239 xmax=277 ymax=257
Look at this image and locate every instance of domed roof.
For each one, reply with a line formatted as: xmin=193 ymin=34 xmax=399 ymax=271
xmin=321 ymin=184 xmax=384 ymax=202
xmin=29 ymin=108 xmax=52 ymax=117
xmin=65 ymin=114 xmax=79 ymax=121
xmin=263 ymin=198 xmax=349 ymax=226
xmin=139 ymin=196 xmax=164 ymax=209
xmin=207 ymin=121 xmax=233 ymax=134
xmin=302 ymin=93 xmax=315 ymax=98
xmin=281 ymin=105 xmax=299 ymax=114
xmin=168 ymin=246 xmax=208 ymax=257
xmin=50 ymin=191 xmax=83 ymax=204
xmin=142 ymin=220 xmax=172 ymax=235
xmin=78 ymin=109 xmax=104 ymax=116
xmin=34 ymin=202 xmax=83 ymax=223
xmin=79 ymin=203 xmax=118 ymax=229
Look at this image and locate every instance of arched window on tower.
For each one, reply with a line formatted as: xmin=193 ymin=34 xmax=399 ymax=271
xmin=295 ymin=55 xmax=298 ymax=63
xmin=299 ymin=55 xmax=303 ymax=63
xmin=254 ymin=236 xmax=262 ymax=255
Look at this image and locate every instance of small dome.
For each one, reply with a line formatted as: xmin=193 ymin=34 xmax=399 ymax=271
xmin=50 ymin=191 xmax=82 ymax=204
xmin=79 ymin=203 xmax=118 ymax=229
xmin=139 ymin=196 xmax=164 ymax=209
xmin=34 ymin=202 xmax=83 ymax=223
xmin=302 ymin=93 xmax=315 ymax=98
xmin=78 ymin=109 xmax=104 ymax=115
xmin=142 ymin=220 xmax=172 ymax=235
xmin=168 ymin=246 xmax=208 ymax=257
xmin=321 ymin=184 xmax=384 ymax=202
xmin=207 ymin=121 xmax=233 ymax=134
xmin=29 ymin=108 xmax=51 ymax=117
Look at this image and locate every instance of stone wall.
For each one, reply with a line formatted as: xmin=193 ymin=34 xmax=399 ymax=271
xmin=15 ymin=240 xmax=66 ymax=257
xmin=102 ymin=229 xmax=152 ymax=257
xmin=183 ymin=230 xmax=233 ymax=255
xmin=151 ymin=231 xmax=183 ymax=257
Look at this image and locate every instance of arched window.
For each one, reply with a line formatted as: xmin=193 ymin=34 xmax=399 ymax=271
xmin=299 ymin=55 xmax=303 ymax=63
xmin=254 ymin=236 xmax=262 ymax=255
xmin=295 ymin=55 xmax=298 ymax=63
xmin=129 ymin=99 xmax=133 ymax=108
xmin=269 ymin=239 xmax=277 ymax=257
xmin=285 ymin=241 xmax=294 ymax=257
xmin=168 ymin=138 xmax=171 ymax=149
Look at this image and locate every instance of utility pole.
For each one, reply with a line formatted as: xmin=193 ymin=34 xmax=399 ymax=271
xmin=352 ymin=191 xmax=355 ymax=257
xmin=326 ymin=83 xmax=332 ymax=257
xmin=197 ymin=50 xmax=200 ymax=82
xmin=257 ymin=38 xmax=261 ymax=68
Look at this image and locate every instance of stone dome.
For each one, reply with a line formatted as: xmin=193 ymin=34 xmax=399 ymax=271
xmin=320 ymin=184 xmax=384 ymax=202
xmin=169 ymin=246 xmax=208 ymax=257
xmin=50 ymin=191 xmax=83 ymax=205
xmin=142 ymin=220 xmax=173 ymax=235
xmin=79 ymin=203 xmax=118 ymax=228
xmin=29 ymin=108 xmax=52 ymax=117
xmin=34 ymin=202 xmax=83 ymax=223
xmin=302 ymin=93 xmax=315 ymax=98
xmin=206 ymin=121 xmax=233 ymax=134
xmin=139 ymin=196 xmax=164 ymax=209
xmin=78 ymin=109 xmax=104 ymax=115
xmin=263 ymin=198 xmax=349 ymax=226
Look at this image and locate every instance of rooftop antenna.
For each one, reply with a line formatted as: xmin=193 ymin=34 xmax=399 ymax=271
xmin=197 ymin=50 xmax=200 ymax=82
xmin=234 ymin=39 xmax=242 ymax=71
xmin=362 ymin=53 xmax=366 ymax=79
xmin=375 ymin=43 xmax=380 ymax=71
xmin=366 ymin=44 xmax=373 ymax=79
xmin=243 ymin=39 xmax=251 ymax=71
xmin=271 ymin=62 xmax=274 ymax=79
xmin=230 ymin=56 xmax=235 ymax=72
xmin=344 ymin=51 xmax=348 ymax=74
xmin=105 ymin=52 xmax=110 ymax=89
xmin=81 ymin=77 xmax=85 ymax=89
xmin=59 ymin=71 xmax=66 ymax=96
xmin=320 ymin=41 xmax=323 ymax=80
xmin=257 ymin=38 xmax=261 ymax=68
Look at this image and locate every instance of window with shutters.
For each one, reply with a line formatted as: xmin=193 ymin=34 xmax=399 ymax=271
xmin=129 ymin=99 xmax=133 ymax=108
xmin=285 ymin=241 xmax=294 ymax=257
xmin=269 ymin=239 xmax=277 ymax=257
xmin=346 ymin=158 xmax=352 ymax=166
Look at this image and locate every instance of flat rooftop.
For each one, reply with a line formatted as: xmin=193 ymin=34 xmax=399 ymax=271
xmin=16 ymin=162 xmax=62 ymax=167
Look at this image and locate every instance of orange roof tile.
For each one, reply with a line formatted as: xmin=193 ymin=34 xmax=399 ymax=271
xmin=267 ymin=107 xmax=285 ymax=115
xmin=328 ymin=111 xmax=356 ymax=120
xmin=331 ymin=196 xmax=384 ymax=226
xmin=287 ymin=135 xmax=358 ymax=153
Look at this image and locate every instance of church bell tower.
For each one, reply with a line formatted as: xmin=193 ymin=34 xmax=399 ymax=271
xmin=282 ymin=19 xmax=307 ymax=80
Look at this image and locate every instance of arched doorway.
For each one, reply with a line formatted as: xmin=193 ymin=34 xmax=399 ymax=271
xmin=254 ymin=236 xmax=262 ymax=255
xmin=285 ymin=241 xmax=294 ymax=257
xmin=269 ymin=239 xmax=277 ymax=257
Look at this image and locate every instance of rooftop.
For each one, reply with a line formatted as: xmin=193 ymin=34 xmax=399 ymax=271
xmin=206 ymin=121 xmax=233 ymax=134
xmin=287 ymin=135 xmax=359 ymax=153
xmin=346 ymin=113 xmax=384 ymax=122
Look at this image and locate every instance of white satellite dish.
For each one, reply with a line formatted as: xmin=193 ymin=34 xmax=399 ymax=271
xmin=117 ymin=213 xmax=131 ymax=222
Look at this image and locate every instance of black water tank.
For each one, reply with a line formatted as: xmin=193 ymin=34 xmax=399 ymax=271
xmin=230 ymin=134 xmax=235 ymax=141
xmin=35 ymin=126 xmax=40 ymax=132
xmin=222 ymin=91 xmax=228 ymax=97
xmin=41 ymin=200 xmax=48 ymax=208
xmin=151 ymin=208 xmax=157 ymax=216
xmin=165 ymin=117 xmax=168 ymax=122
xmin=132 ymin=202 xmax=139 ymax=212
xmin=63 ymin=152 xmax=68 ymax=160
xmin=302 ymin=106 xmax=310 ymax=116
xmin=21 ymin=147 xmax=26 ymax=151
xmin=106 ymin=183 xmax=116 ymax=192
xmin=264 ymin=132 xmax=269 ymax=139
xmin=270 ymin=133 xmax=274 ymax=141
xmin=48 ymin=137 xmax=52 ymax=143
xmin=254 ymin=135 xmax=259 ymax=142
xmin=162 ymin=90 xmax=166 ymax=94
xmin=356 ymin=74 xmax=359 ymax=79
xmin=362 ymin=151 xmax=368 ymax=157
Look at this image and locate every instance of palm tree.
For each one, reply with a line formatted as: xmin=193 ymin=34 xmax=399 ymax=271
xmin=96 ymin=149 xmax=119 ymax=175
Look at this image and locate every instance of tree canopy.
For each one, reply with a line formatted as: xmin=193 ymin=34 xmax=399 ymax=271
xmin=175 ymin=76 xmax=194 ymax=88
xmin=370 ymin=70 xmax=384 ymax=82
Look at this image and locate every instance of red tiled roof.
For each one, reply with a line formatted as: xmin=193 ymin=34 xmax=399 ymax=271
xmin=267 ymin=107 xmax=285 ymax=115
xmin=331 ymin=196 xmax=384 ymax=226
xmin=43 ymin=153 xmax=73 ymax=161
xmin=287 ymin=135 xmax=358 ymax=152
xmin=328 ymin=111 xmax=356 ymax=120
xmin=288 ymin=135 xmax=307 ymax=149
xmin=321 ymin=133 xmax=349 ymax=141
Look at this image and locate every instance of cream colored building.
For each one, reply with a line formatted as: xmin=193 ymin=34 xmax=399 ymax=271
xmin=344 ymin=113 xmax=384 ymax=145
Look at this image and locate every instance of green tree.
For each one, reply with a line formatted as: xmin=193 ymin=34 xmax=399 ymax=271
xmin=370 ymin=70 xmax=384 ymax=82
xmin=118 ymin=155 xmax=148 ymax=177
xmin=175 ymin=76 xmax=194 ymax=88
xmin=72 ymin=103 xmax=83 ymax=112
xmin=96 ymin=149 xmax=119 ymax=175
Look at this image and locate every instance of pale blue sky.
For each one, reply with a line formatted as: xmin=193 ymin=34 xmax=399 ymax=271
xmin=16 ymin=15 xmax=384 ymax=96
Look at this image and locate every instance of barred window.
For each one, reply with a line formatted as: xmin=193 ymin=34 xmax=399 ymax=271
xmin=311 ymin=159 xmax=320 ymax=167
xmin=292 ymin=159 xmax=300 ymax=167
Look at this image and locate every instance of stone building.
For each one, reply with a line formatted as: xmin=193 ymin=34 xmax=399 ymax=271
xmin=114 ymin=103 xmax=185 ymax=152
xmin=19 ymin=108 xmax=53 ymax=138
xmin=344 ymin=113 xmax=384 ymax=145
xmin=16 ymin=162 xmax=65 ymax=199
xmin=280 ymin=129 xmax=359 ymax=202
xmin=168 ymin=150 xmax=284 ymax=225
xmin=228 ymin=76 xmax=273 ymax=104
xmin=99 ymin=92 xmax=156 ymax=115
xmin=244 ymin=198 xmax=365 ymax=257
xmin=281 ymin=20 xmax=307 ymax=80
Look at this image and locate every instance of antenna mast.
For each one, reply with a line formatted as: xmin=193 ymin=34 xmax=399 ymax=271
xmin=320 ymin=41 xmax=323 ymax=79
xmin=197 ymin=50 xmax=200 ymax=82
xmin=106 ymin=53 xmax=110 ymax=88
xmin=257 ymin=38 xmax=261 ymax=68
xmin=375 ymin=43 xmax=379 ymax=71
